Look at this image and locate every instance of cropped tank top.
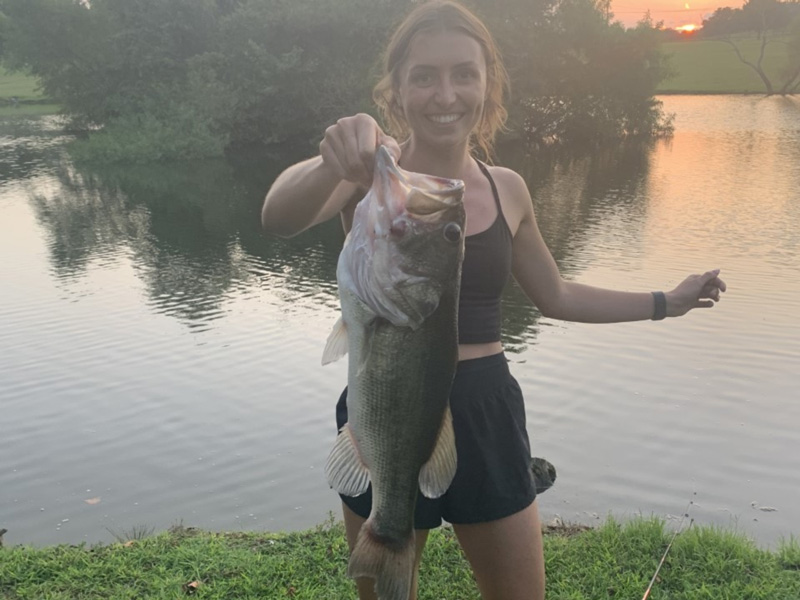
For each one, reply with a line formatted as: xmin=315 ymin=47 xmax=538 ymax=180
xmin=457 ymin=160 xmax=513 ymax=344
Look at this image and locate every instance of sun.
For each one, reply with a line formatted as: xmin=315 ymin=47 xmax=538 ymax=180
xmin=675 ymin=24 xmax=700 ymax=33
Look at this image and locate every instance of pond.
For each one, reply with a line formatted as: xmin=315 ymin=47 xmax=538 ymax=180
xmin=1 ymin=95 xmax=798 ymax=548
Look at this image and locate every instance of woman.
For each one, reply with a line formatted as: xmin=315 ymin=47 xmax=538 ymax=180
xmin=261 ymin=2 xmax=726 ymax=599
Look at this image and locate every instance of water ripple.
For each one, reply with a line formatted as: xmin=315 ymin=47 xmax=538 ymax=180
xmin=2 ymin=104 xmax=800 ymax=547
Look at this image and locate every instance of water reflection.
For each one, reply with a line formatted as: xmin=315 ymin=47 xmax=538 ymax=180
xmin=21 ymin=130 xmax=661 ymax=346
xmin=0 ymin=116 xmax=72 ymax=183
xmin=523 ymin=141 xmax=653 ymax=268
xmin=26 ymin=156 xmax=347 ymax=327
xmin=499 ymin=140 xmax=655 ymax=351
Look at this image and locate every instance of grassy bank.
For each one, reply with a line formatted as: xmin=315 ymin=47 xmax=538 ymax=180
xmin=658 ymin=36 xmax=790 ymax=94
xmin=0 ymin=67 xmax=58 ymax=117
xmin=1 ymin=517 xmax=799 ymax=599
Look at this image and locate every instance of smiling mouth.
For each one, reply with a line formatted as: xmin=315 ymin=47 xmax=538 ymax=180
xmin=427 ymin=114 xmax=462 ymax=124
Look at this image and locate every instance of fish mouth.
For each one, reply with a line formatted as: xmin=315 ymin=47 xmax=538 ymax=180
xmin=374 ymin=145 xmax=464 ymax=218
xmin=341 ymin=147 xmax=466 ymax=330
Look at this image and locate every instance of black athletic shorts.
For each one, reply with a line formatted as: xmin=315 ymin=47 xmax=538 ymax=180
xmin=334 ymin=352 xmax=537 ymax=529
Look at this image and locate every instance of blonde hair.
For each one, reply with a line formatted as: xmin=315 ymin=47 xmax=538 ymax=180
xmin=373 ymin=1 xmax=509 ymax=161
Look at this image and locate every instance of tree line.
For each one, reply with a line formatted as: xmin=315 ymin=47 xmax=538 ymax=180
xmin=700 ymin=0 xmax=800 ymax=95
xmin=0 ymin=0 xmax=673 ymax=163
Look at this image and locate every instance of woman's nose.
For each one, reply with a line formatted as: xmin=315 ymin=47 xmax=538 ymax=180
xmin=434 ymin=79 xmax=457 ymax=105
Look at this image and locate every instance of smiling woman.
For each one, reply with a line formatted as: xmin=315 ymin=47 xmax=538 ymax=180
xmin=261 ymin=2 xmax=725 ymax=600
xmin=393 ymin=33 xmax=487 ymax=160
xmin=372 ymin=3 xmax=509 ymax=163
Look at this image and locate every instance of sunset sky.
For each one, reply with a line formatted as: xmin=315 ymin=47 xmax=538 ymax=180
xmin=612 ymin=0 xmax=744 ymax=29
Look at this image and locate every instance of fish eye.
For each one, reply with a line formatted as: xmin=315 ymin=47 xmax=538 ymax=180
xmin=443 ymin=222 xmax=462 ymax=243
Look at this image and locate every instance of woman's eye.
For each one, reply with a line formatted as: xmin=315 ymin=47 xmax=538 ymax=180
xmin=455 ymin=69 xmax=478 ymax=82
xmin=411 ymin=73 xmax=433 ymax=86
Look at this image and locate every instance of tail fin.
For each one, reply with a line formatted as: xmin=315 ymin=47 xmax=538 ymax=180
xmin=348 ymin=519 xmax=415 ymax=600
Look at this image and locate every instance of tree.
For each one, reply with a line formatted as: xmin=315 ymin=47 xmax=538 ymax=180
xmin=0 ymin=9 xmax=7 ymax=60
xmin=701 ymin=7 xmax=749 ymax=37
xmin=517 ymin=0 xmax=674 ymax=146
xmin=701 ymin=0 xmax=800 ymax=95
xmin=186 ymin=0 xmax=408 ymax=151
xmin=0 ymin=0 xmax=222 ymax=121
xmin=1 ymin=0 xmax=675 ymax=161
xmin=779 ymin=13 xmax=800 ymax=94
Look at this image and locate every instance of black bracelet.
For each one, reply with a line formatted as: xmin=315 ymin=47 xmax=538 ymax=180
xmin=651 ymin=291 xmax=667 ymax=321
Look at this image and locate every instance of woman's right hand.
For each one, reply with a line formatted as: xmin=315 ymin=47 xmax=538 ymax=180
xmin=319 ymin=113 xmax=401 ymax=188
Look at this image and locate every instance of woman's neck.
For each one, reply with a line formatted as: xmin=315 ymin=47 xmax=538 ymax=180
xmin=399 ymin=138 xmax=473 ymax=179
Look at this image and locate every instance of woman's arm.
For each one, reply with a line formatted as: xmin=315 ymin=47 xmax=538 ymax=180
xmin=261 ymin=157 xmax=355 ymax=238
xmin=261 ymin=113 xmax=400 ymax=238
xmin=501 ymin=170 xmax=725 ymax=323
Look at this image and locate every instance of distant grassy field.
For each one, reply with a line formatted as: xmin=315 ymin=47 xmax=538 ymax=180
xmin=0 ymin=66 xmax=45 ymax=101
xmin=0 ymin=103 xmax=61 ymax=117
xmin=0 ymin=66 xmax=59 ymax=116
xmin=659 ymin=35 xmax=791 ymax=94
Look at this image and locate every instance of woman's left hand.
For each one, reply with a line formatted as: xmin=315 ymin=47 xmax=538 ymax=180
xmin=666 ymin=269 xmax=727 ymax=317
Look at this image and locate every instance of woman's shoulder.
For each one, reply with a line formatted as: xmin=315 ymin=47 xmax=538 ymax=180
xmin=482 ymin=164 xmax=532 ymax=204
xmin=483 ymin=163 xmax=523 ymax=183
xmin=479 ymin=164 xmax=534 ymax=235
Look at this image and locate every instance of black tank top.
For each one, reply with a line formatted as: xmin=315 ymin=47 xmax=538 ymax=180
xmin=457 ymin=161 xmax=513 ymax=344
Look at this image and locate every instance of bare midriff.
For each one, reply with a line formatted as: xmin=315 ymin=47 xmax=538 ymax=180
xmin=458 ymin=341 xmax=503 ymax=362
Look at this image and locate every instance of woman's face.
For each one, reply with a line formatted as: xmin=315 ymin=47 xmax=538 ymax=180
xmin=395 ymin=30 xmax=487 ymax=151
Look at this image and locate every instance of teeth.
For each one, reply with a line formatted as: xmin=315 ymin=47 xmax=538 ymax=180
xmin=429 ymin=114 xmax=460 ymax=124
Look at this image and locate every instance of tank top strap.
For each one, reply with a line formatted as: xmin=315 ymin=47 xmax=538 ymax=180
xmin=474 ymin=159 xmax=503 ymax=213
xmin=474 ymin=158 xmax=511 ymax=237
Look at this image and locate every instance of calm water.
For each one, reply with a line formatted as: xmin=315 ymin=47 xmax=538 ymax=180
xmin=1 ymin=96 xmax=798 ymax=548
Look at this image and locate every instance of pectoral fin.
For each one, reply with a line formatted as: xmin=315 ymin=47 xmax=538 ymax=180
xmin=325 ymin=423 xmax=371 ymax=496
xmin=418 ymin=407 xmax=457 ymax=499
xmin=321 ymin=316 xmax=348 ymax=365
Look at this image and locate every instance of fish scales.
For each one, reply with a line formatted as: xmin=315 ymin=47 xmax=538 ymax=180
xmin=322 ymin=146 xmax=465 ymax=600
xmin=348 ymin=294 xmax=458 ymax=539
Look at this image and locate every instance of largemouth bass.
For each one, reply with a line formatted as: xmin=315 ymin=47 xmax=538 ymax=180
xmin=322 ymin=146 xmax=466 ymax=600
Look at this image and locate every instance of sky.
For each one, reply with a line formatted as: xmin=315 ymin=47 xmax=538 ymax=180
xmin=612 ymin=0 xmax=745 ymax=29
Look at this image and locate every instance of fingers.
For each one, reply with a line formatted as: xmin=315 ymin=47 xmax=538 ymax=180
xmin=700 ymin=269 xmax=726 ymax=291
xmin=697 ymin=281 xmax=721 ymax=302
xmin=320 ymin=119 xmax=371 ymax=186
xmin=704 ymin=282 xmax=723 ymax=299
xmin=669 ymin=268 xmax=727 ymax=316
xmin=319 ymin=114 xmax=399 ymax=187
xmin=698 ymin=268 xmax=719 ymax=287
xmin=695 ymin=268 xmax=726 ymax=302
xmin=379 ymin=133 xmax=402 ymax=162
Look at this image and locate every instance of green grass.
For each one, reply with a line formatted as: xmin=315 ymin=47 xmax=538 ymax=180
xmin=1 ymin=517 xmax=799 ymax=599
xmin=0 ymin=67 xmax=59 ymax=116
xmin=0 ymin=103 xmax=61 ymax=117
xmin=659 ymin=35 xmax=792 ymax=94
xmin=0 ymin=67 xmax=45 ymax=102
